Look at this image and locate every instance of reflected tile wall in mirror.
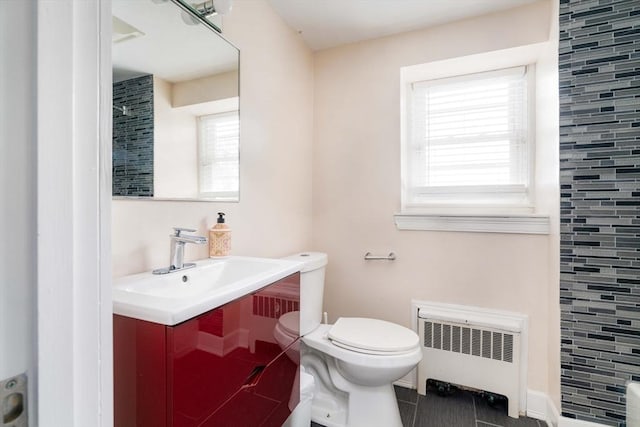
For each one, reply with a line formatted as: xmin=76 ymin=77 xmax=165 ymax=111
xmin=112 ymin=75 xmax=154 ymax=197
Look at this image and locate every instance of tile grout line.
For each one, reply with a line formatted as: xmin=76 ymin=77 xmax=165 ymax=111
xmin=473 ymin=394 xmax=479 ymax=424
xmin=411 ymin=394 xmax=419 ymax=427
xmin=477 ymin=422 xmax=504 ymax=427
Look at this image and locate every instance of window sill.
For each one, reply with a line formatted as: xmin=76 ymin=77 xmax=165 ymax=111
xmin=394 ymin=213 xmax=550 ymax=235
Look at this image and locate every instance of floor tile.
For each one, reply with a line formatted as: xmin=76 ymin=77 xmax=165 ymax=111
xmin=395 ymin=385 xmax=419 ymax=403
xmin=399 ymin=400 xmax=416 ymax=427
xmin=478 ymin=422 xmax=545 ymax=427
xmin=473 ymin=394 xmax=540 ymax=427
xmin=414 ymin=390 xmax=476 ymax=427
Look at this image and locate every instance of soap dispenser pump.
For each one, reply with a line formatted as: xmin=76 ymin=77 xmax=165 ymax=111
xmin=209 ymin=212 xmax=231 ymax=257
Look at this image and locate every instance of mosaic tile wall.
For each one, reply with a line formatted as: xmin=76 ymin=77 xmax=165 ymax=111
xmin=559 ymin=1 xmax=640 ymax=425
xmin=112 ymin=74 xmax=154 ymax=197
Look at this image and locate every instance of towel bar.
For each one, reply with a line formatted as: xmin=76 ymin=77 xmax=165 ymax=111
xmin=364 ymin=252 xmax=396 ymax=261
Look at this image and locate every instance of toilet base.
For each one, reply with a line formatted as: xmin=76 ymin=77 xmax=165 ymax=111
xmin=309 ymin=383 xmax=402 ymax=427
xmin=303 ymin=348 xmax=403 ymax=427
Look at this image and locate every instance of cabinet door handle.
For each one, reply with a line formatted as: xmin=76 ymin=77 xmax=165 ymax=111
xmin=243 ymin=365 xmax=266 ymax=387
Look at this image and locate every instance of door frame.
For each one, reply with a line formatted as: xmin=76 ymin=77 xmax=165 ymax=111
xmin=37 ymin=0 xmax=112 ymax=425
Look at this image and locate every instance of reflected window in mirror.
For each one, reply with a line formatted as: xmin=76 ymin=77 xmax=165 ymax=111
xmin=198 ymin=111 xmax=239 ymax=200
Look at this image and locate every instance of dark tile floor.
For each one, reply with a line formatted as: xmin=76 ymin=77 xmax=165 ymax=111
xmin=311 ymin=385 xmax=548 ymax=427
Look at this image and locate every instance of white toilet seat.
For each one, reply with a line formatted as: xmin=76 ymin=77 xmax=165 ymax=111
xmin=328 ymin=317 xmax=420 ymax=354
xmin=303 ymin=324 xmax=422 ymax=368
xmin=278 ymin=311 xmax=299 ymax=336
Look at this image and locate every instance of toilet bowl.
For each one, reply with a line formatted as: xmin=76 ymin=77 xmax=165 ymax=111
xmin=273 ymin=311 xmax=300 ymax=362
xmin=305 ymin=319 xmax=422 ymax=386
xmin=290 ymin=319 xmax=421 ymax=427
xmin=274 ymin=252 xmax=422 ymax=427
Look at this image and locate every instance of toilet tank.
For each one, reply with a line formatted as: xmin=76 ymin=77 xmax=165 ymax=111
xmin=282 ymin=252 xmax=327 ymax=336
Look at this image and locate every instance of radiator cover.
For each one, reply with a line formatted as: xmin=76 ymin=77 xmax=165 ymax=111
xmin=416 ymin=303 xmax=527 ymax=418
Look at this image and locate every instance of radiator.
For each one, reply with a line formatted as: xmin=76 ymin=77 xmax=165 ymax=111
xmin=252 ymin=294 xmax=299 ymax=319
xmin=248 ymin=285 xmax=300 ymax=352
xmin=416 ymin=302 xmax=527 ymax=418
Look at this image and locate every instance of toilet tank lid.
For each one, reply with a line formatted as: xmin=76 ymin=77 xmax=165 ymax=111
xmin=282 ymin=252 xmax=328 ymax=273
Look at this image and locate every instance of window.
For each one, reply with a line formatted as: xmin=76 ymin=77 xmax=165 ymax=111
xmin=198 ymin=111 xmax=239 ymax=200
xmin=403 ymin=65 xmax=533 ymax=212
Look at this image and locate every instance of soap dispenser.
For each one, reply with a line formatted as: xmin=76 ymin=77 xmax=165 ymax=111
xmin=209 ymin=212 xmax=231 ymax=257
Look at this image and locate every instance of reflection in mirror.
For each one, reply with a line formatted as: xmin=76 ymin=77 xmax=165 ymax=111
xmin=112 ymin=0 xmax=240 ymax=201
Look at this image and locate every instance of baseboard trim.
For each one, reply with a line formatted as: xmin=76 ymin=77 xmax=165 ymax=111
xmin=558 ymin=418 xmax=609 ymax=427
xmin=526 ymin=390 xmax=552 ymax=424
xmin=547 ymin=393 xmax=561 ymax=427
xmin=525 ymin=390 xmax=608 ymax=427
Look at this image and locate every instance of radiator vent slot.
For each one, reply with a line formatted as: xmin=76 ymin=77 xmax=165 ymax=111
xmin=433 ymin=321 xmax=442 ymax=350
xmin=472 ymin=329 xmax=481 ymax=356
xmin=422 ymin=321 xmax=515 ymax=363
xmin=504 ymin=334 xmax=514 ymax=363
xmin=461 ymin=327 xmax=470 ymax=354
xmin=443 ymin=324 xmax=451 ymax=351
xmin=423 ymin=321 xmax=433 ymax=348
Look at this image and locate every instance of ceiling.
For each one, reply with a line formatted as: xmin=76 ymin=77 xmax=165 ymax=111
xmin=266 ymin=0 xmax=539 ymax=51
xmin=112 ymin=0 xmax=237 ymax=83
xmin=111 ymin=0 xmax=539 ymax=82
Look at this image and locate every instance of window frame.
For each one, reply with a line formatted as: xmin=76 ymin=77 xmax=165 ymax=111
xmin=397 ymin=45 xmax=550 ymax=234
xmin=403 ymin=64 xmax=536 ymax=214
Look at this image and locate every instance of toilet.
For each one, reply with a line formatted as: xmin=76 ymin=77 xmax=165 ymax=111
xmin=274 ymin=252 xmax=422 ymax=427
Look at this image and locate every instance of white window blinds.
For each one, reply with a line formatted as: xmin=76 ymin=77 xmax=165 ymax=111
xmin=406 ymin=66 xmax=532 ymax=208
xmin=198 ymin=111 xmax=239 ymax=199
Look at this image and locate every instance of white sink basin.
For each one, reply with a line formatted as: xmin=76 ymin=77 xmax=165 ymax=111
xmin=113 ymin=256 xmax=303 ymax=325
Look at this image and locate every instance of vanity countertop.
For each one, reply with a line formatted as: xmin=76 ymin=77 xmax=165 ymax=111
xmin=113 ymin=256 xmax=303 ymax=325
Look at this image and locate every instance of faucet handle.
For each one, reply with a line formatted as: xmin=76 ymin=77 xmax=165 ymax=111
xmin=172 ymin=227 xmax=196 ymax=237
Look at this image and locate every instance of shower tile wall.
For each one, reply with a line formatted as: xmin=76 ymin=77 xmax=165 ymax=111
xmin=559 ymin=1 xmax=640 ymax=426
xmin=112 ymin=74 xmax=154 ymax=197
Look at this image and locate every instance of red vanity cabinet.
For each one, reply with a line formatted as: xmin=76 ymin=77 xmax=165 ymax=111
xmin=114 ymin=272 xmax=301 ymax=427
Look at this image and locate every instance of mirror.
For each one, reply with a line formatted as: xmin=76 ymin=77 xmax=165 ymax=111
xmin=112 ymin=0 xmax=240 ymax=201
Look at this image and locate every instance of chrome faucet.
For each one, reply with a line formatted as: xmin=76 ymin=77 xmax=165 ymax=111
xmin=152 ymin=227 xmax=207 ymax=275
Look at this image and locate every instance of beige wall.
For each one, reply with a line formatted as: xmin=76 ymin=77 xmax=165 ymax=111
xmin=112 ymin=0 xmax=314 ymax=277
xmin=312 ymin=0 xmax=559 ymax=395
xmin=153 ymin=76 xmax=199 ymax=198
xmin=172 ymin=70 xmax=239 ymax=108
